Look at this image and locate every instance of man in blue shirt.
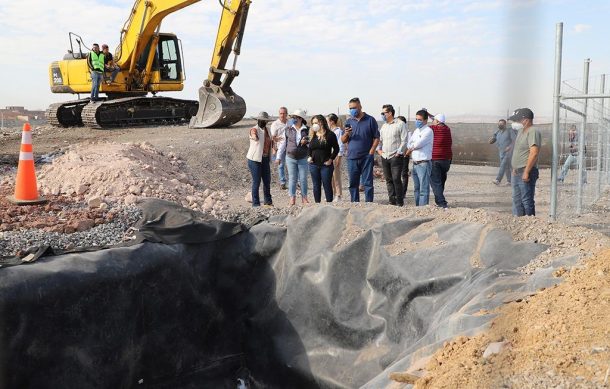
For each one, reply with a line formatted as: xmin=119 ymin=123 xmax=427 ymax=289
xmin=341 ymin=97 xmax=380 ymax=202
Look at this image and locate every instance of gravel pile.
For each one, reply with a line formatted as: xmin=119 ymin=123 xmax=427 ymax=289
xmin=0 ymin=205 xmax=141 ymax=257
xmin=36 ymin=141 xmax=228 ymax=214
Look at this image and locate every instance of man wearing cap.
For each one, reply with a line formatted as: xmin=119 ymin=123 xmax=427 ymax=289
xmin=102 ymin=44 xmax=120 ymax=85
xmin=87 ymin=43 xmax=104 ymax=102
xmin=405 ymin=110 xmax=434 ymax=206
xmin=246 ymin=112 xmax=273 ymax=207
xmin=378 ymin=104 xmax=408 ymax=206
xmin=341 ymin=97 xmax=380 ymax=202
xmin=489 ymin=119 xmax=516 ymax=185
xmin=509 ymin=108 xmax=541 ymax=216
xmin=429 ymin=113 xmax=452 ymax=209
xmin=270 ymin=106 xmax=289 ymax=190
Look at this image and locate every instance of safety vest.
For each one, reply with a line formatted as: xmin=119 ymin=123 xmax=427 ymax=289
xmin=90 ymin=51 xmax=105 ymax=72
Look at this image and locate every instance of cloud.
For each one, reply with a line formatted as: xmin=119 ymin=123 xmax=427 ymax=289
xmin=573 ymin=24 xmax=592 ymax=33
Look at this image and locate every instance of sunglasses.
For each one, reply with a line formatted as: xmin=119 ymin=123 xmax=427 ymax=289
xmin=381 ymin=112 xmax=390 ymax=115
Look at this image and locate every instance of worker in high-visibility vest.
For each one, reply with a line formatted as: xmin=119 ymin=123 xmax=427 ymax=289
xmin=88 ymin=43 xmax=105 ymax=102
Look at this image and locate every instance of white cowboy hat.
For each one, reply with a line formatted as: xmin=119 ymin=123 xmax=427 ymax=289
xmin=290 ymin=109 xmax=307 ymax=120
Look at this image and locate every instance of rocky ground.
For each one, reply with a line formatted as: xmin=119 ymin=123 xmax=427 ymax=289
xmin=1 ymin=121 xmax=609 ymax=387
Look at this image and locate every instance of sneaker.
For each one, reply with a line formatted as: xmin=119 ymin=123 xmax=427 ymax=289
xmin=505 ymin=182 xmax=511 ymax=186
xmin=263 ymin=203 xmax=273 ymax=208
xmin=491 ymin=180 xmax=500 ymax=185
xmin=333 ymin=195 xmax=342 ymax=203
xmin=302 ymin=197 xmax=310 ymax=205
xmin=280 ymin=183 xmax=287 ymax=190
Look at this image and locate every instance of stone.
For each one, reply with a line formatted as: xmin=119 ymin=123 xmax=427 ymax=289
xmin=389 ymin=372 xmax=420 ymax=384
xmin=87 ymin=196 xmax=103 ymax=208
xmin=125 ymin=195 xmax=138 ymax=205
xmin=483 ymin=341 xmax=508 ymax=359
xmin=99 ymin=202 xmax=109 ymax=211
xmin=77 ymin=184 xmax=89 ymax=195
xmin=128 ymin=185 xmax=141 ymax=195
xmin=74 ymin=219 xmax=95 ymax=232
xmin=244 ymin=192 xmax=252 ymax=203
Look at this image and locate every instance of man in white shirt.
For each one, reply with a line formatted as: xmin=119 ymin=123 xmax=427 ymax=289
xmin=378 ymin=104 xmax=408 ymax=206
xmin=406 ymin=109 xmax=434 ymax=206
xmin=269 ymin=106 xmax=289 ymax=189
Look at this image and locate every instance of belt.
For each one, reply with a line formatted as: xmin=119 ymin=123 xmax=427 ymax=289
xmin=413 ymin=160 xmax=430 ymax=165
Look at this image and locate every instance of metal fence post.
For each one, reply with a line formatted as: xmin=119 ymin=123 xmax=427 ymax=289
xmin=597 ymin=74 xmax=606 ymax=199
xmin=550 ymin=23 xmax=563 ymax=221
xmin=576 ymin=59 xmax=590 ymax=214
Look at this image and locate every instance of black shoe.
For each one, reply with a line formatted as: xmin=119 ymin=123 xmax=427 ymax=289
xmin=263 ymin=202 xmax=273 ymax=207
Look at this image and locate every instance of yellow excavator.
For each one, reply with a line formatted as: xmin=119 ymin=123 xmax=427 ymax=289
xmin=46 ymin=0 xmax=250 ymax=128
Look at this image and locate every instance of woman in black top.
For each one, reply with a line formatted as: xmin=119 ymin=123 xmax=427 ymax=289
xmin=307 ymin=115 xmax=340 ymax=203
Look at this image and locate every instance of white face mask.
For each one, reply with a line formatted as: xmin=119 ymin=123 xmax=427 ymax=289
xmin=511 ymin=122 xmax=524 ymax=131
xmin=312 ymin=124 xmax=321 ymax=132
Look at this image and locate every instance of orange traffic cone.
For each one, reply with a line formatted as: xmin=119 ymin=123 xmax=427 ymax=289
xmin=7 ymin=123 xmax=47 ymax=205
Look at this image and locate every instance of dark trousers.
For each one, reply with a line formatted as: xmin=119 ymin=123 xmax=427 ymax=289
xmin=347 ymin=154 xmax=374 ymax=202
xmin=402 ymin=155 xmax=410 ymax=198
xmin=381 ymin=155 xmax=404 ymax=206
xmin=309 ymin=164 xmax=334 ymax=203
xmin=247 ymin=157 xmax=272 ymax=206
xmin=512 ymin=167 xmax=538 ymax=216
xmin=430 ymin=159 xmax=451 ymax=208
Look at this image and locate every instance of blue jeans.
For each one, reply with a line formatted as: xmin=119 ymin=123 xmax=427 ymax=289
xmin=286 ymin=156 xmax=308 ymax=198
xmin=247 ymin=157 xmax=272 ymax=207
xmin=430 ymin=160 xmax=451 ymax=208
xmin=512 ymin=167 xmax=538 ymax=216
xmin=90 ymin=71 xmax=103 ymax=101
xmin=309 ymin=163 xmax=334 ymax=203
xmin=412 ymin=161 xmax=431 ymax=206
xmin=273 ymin=153 xmax=287 ymax=185
xmin=496 ymin=152 xmax=512 ymax=183
xmin=558 ymin=154 xmax=587 ymax=183
xmin=347 ymin=154 xmax=374 ymax=202
xmin=105 ymin=65 xmax=120 ymax=83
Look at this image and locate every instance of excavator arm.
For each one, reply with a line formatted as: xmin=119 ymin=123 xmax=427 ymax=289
xmin=190 ymin=0 xmax=250 ymax=127
xmin=115 ymin=0 xmax=250 ymax=127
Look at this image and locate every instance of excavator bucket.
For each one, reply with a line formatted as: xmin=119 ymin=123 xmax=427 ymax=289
xmin=189 ymin=84 xmax=246 ymax=128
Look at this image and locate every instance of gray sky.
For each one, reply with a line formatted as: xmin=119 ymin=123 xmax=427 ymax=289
xmin=0 ymin=0 xmax=608 ymax=121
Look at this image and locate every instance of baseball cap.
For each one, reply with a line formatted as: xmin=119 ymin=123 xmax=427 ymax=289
xmin=508 ymin=108 xmax=534 ymax=121
xmin=434 ymin=113 xmax=446 ymax=123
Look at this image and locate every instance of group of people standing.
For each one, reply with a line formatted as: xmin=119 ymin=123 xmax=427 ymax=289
xmin=246 ymin=98 xmax=454 ymax=209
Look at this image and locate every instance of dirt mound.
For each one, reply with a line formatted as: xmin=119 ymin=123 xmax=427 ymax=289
xmin=404 ymin=249 xmax=610 ymax=388
xmin=36 ymin=142 xmax=227 ymax=214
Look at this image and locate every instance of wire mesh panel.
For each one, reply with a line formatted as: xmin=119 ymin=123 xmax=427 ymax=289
xmin=556 ymin=74 xmax=610 ymax=232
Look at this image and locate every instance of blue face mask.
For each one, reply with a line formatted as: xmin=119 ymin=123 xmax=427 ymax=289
xmin=288 ymin=118 xmax=296 ymax=126
xmin=415 ymin=119 xmax=424 ymax=129
xmin=349 ymin=108 xmax=359 ymax=118
xmin=380 ymin=114 xmax=387 ymax=122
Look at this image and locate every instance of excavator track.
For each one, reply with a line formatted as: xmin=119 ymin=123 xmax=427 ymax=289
xmin=45 ymin=98 xmax=90 ymax=127
xmin=80 ymin=96 xmax=199 ymax=128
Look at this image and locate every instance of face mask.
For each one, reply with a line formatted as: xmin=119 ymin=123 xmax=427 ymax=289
xmin=349 ymin=108 xmax=359 ymax=117
xmin=312 ymin=124 xmax=321 ymax=132
xmin=288 ymin=118 xmax=296 ymax=126
xmin=511 ymin=122 xmax=524 ymax=131
xmin=380 ymin=114 xmax=387 ymax=122
xmin=415 ymin=119 xmax=424 ymax=129
xmin=257 ymin=121 xmax=267 ymax=128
